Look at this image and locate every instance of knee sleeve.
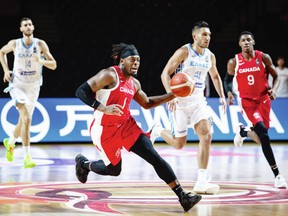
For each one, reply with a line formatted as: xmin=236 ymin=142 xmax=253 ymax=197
xmin=107 ymin=162 xmax=122 ymax=176
xmin=253 ymin=122 xmax=269 ymax=141
xmin=90 ymin=159 xmax=122 ymax=176
xmin=253 ymin=122 xmax=276 ymax=166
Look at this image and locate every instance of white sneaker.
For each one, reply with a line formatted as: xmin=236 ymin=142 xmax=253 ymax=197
xmin=274 ymin=174 xmax=288 ymax=188
xmin=193 ymin=181 xmax=220 ymax=194
xmin=147 ymin=122 xmax=164 ymax=144
xmin=233 ymin=123 xmax=246 ymax=147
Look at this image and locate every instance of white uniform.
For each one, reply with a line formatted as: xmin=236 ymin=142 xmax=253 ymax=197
xmin=5 ymin=38 xmax=42 ymax=116
xmin=171 ymin=43 xmax=212 ymax=137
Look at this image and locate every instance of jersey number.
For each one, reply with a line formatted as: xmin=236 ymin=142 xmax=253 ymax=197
xmin=25 ymin=60 xmax=31 ymax=68
xmin=247 ymin=75 xmax=254 ymax=85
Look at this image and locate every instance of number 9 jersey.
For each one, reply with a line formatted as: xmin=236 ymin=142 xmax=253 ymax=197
xmin=233 ymin=50 xmax=269 ymax=100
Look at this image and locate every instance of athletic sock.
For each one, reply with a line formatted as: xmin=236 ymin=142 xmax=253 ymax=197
xmin=271 ymin=165 xmax=280 ymax=177
xmin=22 ymin=146 xmax=30 ymax=157
xmin=8 ymin=136 xmax=17 ymax=145
xmin=172 ymin=184 xmax=184 ymax=198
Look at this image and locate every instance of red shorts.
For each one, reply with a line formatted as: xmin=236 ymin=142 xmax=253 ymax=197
xmin=240 ymin=96 xmax=270 ymax=128
xmin=90 ymin=116 xmax=146 ymax=166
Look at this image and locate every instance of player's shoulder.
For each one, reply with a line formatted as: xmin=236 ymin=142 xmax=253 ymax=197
xmin=7 ymin=38 xmax=18 ymax=45
xmin=227 ymin=57 xmax=236 ymax=66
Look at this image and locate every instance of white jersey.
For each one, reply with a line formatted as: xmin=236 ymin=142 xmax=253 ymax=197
xmin=11 ymin=38 xmax=43 ymax=87
xmin=275 ymin=66 xmax=288 ymax=97
xmin=176 ymin=43 xmax=212 ymax=107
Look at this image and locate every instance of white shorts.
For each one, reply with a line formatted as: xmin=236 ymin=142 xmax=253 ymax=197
xmin=7 ymin=84 xmax=40 ymax=117
xmin=170 ymin=99 xmax=213 ymax=137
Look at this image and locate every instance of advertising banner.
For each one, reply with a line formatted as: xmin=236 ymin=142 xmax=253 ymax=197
xmin=0 ymin=98 xmax=287 ymax=142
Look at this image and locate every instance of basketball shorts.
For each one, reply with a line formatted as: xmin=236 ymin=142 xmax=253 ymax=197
xmin=90 ymin=116 xmax=146 ymax=166
xmin=240 ymin=96 xmax=271 ymax=129
xmin=8 ymin=84 xmax=40 ymax=117
xmin=170 ymin=99 xmax=212 ymax=137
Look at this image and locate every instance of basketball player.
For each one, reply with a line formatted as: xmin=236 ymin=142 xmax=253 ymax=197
xmin=224 ymin=31 xmax=287 ymax=188
xmin=0 ymin=17 xmax=57 ymax=168
xmin=149 ymin=21 xmax=227 ymax=194
xmin=74 ymin=43 xmax=202 ymax=212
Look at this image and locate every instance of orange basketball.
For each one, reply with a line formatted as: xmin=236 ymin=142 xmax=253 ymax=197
xmin=170 ymin=73 xmax=195 ymax=97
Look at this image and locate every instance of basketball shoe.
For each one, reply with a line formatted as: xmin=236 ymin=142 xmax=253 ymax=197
xmin=3 ymin=138 xmax=15 ymax=162
xmin=24 ymin=155 xmax=36 ymax=168
xmin=147 ymin=122 xmax=164 ymax=144
xmin=75 ymin=154 xmax=90 ymax=183
xmin=179 ymin=191 xmax=202 ymax=212
xmin=193 ymin=181 xmax=220 ymax=194
xmin=274 ymin=174 xmax=288 ymax=188
xmin=233 ymin=123 xmax=246 ymax=147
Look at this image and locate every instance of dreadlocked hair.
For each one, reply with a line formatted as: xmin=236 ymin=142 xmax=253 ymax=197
xmin=111 ymin=43 xmax=137 ymax=64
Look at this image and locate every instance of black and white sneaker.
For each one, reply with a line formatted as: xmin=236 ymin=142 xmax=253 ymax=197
xmin=233 ymin=123 xmax=246 ymax=147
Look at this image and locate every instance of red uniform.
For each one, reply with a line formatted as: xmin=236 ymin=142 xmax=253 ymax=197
xmin=233 ymin=50 xmax=271 ymax=128
xmin=90 ymin=66 xmax=146 ymax=165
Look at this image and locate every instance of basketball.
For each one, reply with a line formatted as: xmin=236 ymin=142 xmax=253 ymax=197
xmin=170 ymin=73 xmax=195 ymax=97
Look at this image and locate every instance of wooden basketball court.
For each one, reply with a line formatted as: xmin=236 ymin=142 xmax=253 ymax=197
xmin=0 ymin=142 xmax=287 ymax=216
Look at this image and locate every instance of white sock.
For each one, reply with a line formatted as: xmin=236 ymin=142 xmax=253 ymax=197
xmin=8 ymin=136 xmax=17 ymax=145
xmin=22 ymin=146 xmax=30 ymax=157
xmin=197 ymin=169 xmax=207 ymax=183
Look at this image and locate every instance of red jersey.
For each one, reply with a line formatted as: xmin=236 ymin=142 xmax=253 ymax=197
xmin=89 ymin=66 xmax=146 ymax=165
xmin=233 ymin=50 xmax=269 ymax=99
xmin=93 ymin=65 xmax=136 ymax=127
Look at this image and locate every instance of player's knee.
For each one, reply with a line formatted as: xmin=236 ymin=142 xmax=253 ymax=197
xmin=108 ymin=164 xmax=121 ymax=176
xmin=173 ymin=138 xmax=186 ymax=149
xmin=199 ymin=132 xmax=212 ymax=144
xmin=253 ymin=122 xmax=268 ymax=140
xmin=109 ymin=168 xmax=121 ymax=176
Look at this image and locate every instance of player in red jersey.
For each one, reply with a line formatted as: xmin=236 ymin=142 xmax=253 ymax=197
xmin=224 ymin=31 xmax=287 ymax=188
xmin=74 ymin=43 xmax=201 ymax=212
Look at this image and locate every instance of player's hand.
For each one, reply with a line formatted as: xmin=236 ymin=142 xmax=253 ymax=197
xmin=104 ymin=104 xmax=124 ymax=116
xmin=33 ymin=53 xmax=40 ymax=63
xmin=166 ymin=98 xmax=178 ymax=111
xmin=227 ymin=91 xmax=235 ymax=105
xmin=3 ymin=70 xmax=12 ymax=82
xmin=219 ymin=97 xmax=227 ymax=115
xmin=268 ymin=89 xmax=276 ymax=100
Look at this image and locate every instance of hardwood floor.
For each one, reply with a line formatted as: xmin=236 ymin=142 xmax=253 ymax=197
xmin=0 ymin=142 xmax=287 ymax=216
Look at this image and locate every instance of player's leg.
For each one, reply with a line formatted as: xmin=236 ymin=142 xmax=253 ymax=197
xmin=3 ymin=114 xmax=21 ymax=162
xmin=75 ymin=153 xmax=122 ymax=183
xmin=130 ymin=134 xmax=201 ymax=212
xmin=192 ymin=119 xmax=219 ymax=194
xmin=158 ymin=109 xmax=189 ymax=149
xmin=16 ymin=103 xmax=36 ymax=168
xmin=3 ymin=88 xmax=24 ymax=162
xmin=253 ymin=121 xmax=287 ymax=188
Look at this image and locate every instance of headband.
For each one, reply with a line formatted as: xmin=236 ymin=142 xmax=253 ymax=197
xmin=120 ymin=47 xmax=139 ymax=59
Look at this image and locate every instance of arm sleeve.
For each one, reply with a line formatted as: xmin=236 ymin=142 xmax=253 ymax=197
xmin=223 ymin=72 xmax=234 ymax=94
xmin=75 ymin=82 xmax=100 ymax=109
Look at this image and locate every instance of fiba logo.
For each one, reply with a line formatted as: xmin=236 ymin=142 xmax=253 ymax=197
xmin=1 ymin=100 xmax=50 ymax=142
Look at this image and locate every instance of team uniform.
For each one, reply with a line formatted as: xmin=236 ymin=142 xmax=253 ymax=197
xmin=171 ymin=43 xmax=212 ymax=137
xmin=90 ymin=65 xmax=145 ymax=166
xmin=232 ymin=50 xmax=270 ymax=128
xmin=5 ymin=38 xmax=42 ymax=116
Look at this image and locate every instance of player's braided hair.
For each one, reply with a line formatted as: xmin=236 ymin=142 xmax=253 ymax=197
xmin=111 ymin=43 xmax=137 ymax=64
